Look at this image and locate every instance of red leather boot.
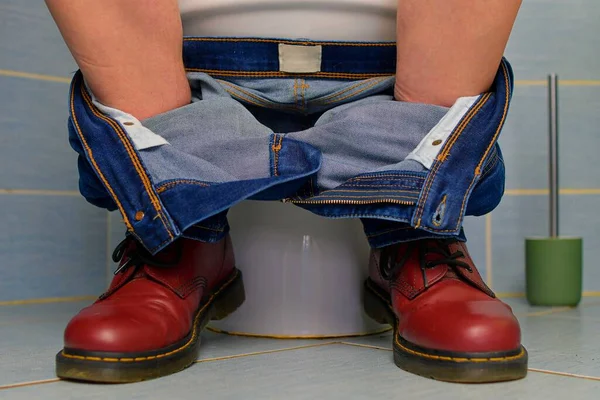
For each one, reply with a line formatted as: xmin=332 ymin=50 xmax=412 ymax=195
xmin=364 ymin=239 xmax=527 ymax=383
xmin=56 ymin=235 xmax=244 ymax=383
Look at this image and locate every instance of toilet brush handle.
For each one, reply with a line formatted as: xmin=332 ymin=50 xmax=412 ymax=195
xmin=548 ymin=74 xmax=559 ymax=238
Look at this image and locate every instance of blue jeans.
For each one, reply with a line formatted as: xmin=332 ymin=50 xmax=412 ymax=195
xmin=68 ymin=38 xmax=511 ymax=254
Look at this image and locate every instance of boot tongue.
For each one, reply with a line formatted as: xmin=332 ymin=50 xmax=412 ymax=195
xmin=445 ymin=241 xmax=496 ymax=297
xmin=391 ymin=240 xmax=495 ymax=299
xmin=391 ymin=242 xmax=448 ymax=300
xmin=101 ymin=240 xmax=191 ymax=300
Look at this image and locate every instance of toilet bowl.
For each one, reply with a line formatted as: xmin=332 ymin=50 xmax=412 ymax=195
xmin=209 ymin=201 xmax=390 ymax=337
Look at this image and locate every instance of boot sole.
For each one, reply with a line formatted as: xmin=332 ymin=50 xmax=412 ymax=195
xmin=55 ymin=269 xmax=245 ymax=383
xmin=363 ymin=279 xmax=528 ymax=383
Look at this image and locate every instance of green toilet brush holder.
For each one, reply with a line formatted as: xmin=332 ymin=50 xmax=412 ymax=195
xmin=525 ymin=74 xmax=583 ymax=307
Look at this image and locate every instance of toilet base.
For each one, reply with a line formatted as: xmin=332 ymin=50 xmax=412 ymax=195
xmin=209 ymin=201 xmax=389 ymax=337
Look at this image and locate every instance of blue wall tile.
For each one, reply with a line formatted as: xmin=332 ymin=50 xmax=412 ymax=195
xmin=501 ymin=86 xmax=600 ymax=191
xmin=0 ymin=77 xmax=77 ymax=191
xmin=491 ymin=195 xmax=548 ymax=294
xmin=0 ymin=0 xmax=76 ymax=77
xmin=462 ymin=216 xmax=489 ymax=284
xmin=500 ymin=86 xmax=548 ymax=190
xmin=0 ymin=195 xmax=107 ymax=301
xmin=506 ymin=0 xmax=600 ymax=79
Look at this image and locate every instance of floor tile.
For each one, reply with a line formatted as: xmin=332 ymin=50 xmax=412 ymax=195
xmin=0 ymin=302 xmax=90 ymax=386
xmin=0 ymin=301 xmax=330 ymax=387
xmin=3 ymin=344 xmax=600 ymax=400
xmin=521 ymin=312 xmax=600 ymax=376
xmin=344 ymin=299 xmax=600 ymax=378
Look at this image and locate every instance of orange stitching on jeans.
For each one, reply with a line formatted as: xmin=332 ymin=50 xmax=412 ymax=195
xmin=475 ymin=62 xmax=511 ymax=176
xmin=219 ymin=80 xmax=271 ymax=105
xmin=312 ymin=78 xmax=380 ymax=104
xmin=300 ymin=79 xmax=309 ymax=109
xmin=416 ymin=63 xmax=510 ymax=232
xmin=222 ymin=87 xmax=299 ymax=112
xmin=413 ymin=94 xmax=491 ymax=227
xmin=437 ymin=93 xmax=491 ymax=162
xmin=186 ymin=69 xmax=392 ymax=80
xmin=156 ymin=180 xmax=210 ymax=194
xmin=293 ymin=78 xmax=299 ymax=106
xmin=80 ymin=87 xmax=174 ymax=239
xmin=222 ymin=89 xmax=271 ymax=109
xmin=448 ymin=62 xmax=511 ymax=233
xmin=69 ymin=79 xmax=133 ymax=232
xmin=316 ymin=77 xmax=389 ymax=105
xmin=183 ymin=37 xmax=396 ymax=47
xmin=218 ymin=80 xmax=300 ymax=112
xmin=60 ymin=270 xmax=240 ymax=363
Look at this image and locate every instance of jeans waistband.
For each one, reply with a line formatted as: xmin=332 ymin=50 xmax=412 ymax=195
xmin=182 ymin=37 xmax=397 ymax=79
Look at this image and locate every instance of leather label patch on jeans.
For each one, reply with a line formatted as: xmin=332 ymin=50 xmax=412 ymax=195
xmin=278 ymin=43 xmax=322 ymax=73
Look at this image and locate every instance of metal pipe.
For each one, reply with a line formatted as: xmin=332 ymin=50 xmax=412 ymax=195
xmin=548 ymin=74 xmax=559 ymax=238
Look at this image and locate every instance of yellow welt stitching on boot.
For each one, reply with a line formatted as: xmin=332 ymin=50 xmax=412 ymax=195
xmin=393 ymin=333 xmax=526 ymax=363
xmin=366 ymin=280 xmax=525 ymax=363
xmin=60 ymin=271 xmax=240 ymax=363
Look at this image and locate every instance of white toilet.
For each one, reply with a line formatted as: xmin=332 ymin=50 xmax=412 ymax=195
xmin=181 ymin=0 xmax=396 ymax=337
xmin=209 ymin=201 xmax=389 ymax=337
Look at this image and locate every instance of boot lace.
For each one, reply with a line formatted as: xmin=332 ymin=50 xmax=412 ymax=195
xmin=379 ymin=239 xmax=473 ymax=287
xmin=111 ymin=237 xmax=181 ymax=275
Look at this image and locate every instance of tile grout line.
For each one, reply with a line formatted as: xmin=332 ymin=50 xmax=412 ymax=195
xmin=522 ymin=307 xmax=574 ymax=317
xmin=195 ymin=341 xmax=340 ymax=364
xmin=0 ymin=189 xmax=80 ymax=197
xmin=528 ymin=368 xmax=600 ymax=382
xmin=0 ymin=296 xmax=97 ymax=307
xmin=340 ymin=342 xmax=392 ymax=351
xmin=0 ymin=378 xmax=60 ymax=391
xmin=518 ymin=299 xmax=600 ymax=317
xmin=485 ymin=213 xmax=493 ymax=289
xmin=0 ymin=69 xmax=71 ymax=84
